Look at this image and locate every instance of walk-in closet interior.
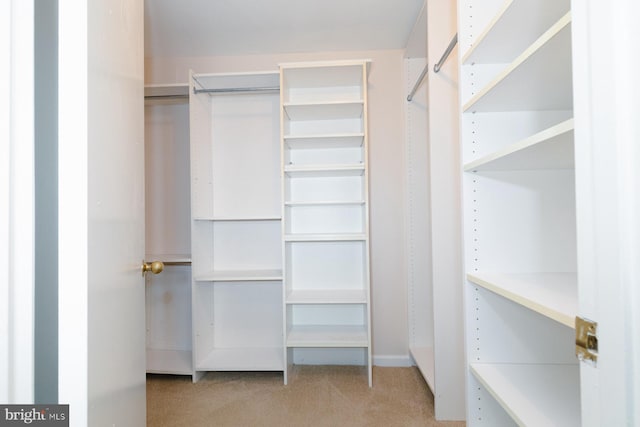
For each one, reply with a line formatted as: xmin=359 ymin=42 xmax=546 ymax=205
xmin=142 ymin=0 xmax=637 ymax=424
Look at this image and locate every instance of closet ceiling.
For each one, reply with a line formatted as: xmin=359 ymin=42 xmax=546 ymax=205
xmin=144 ymin=0 xmax=424 ymax=57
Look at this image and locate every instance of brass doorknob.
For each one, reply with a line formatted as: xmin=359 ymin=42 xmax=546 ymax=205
xmin=142 ymin=260 xmax=164 ymax=275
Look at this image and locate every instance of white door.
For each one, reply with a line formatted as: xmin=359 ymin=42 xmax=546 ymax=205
xmin=573 ymin=1 xmax=640 ymax=425
xmin=58 ymin=1 xmax=146 ymax=426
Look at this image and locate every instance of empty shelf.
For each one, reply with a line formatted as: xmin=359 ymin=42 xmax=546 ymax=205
xmin=284 ymin=233 xmax=366 ymax=242
xmin=463 ymin=13 xmax=572 ymax=113
xmin=467 ymin=272 xmax=577 ymax=328
xmin=285 ymin=200 xmax=365 ymax=207
xmin=286 ymin=289 xmax=367 ymax=304
xmin=464 ymin=119 xmax=574 ymax=171
xmin=286 ymin=325 xmax=368 ymax=347
xmin=283 ymin=101 xmax=364 ymax=121
xmin=462 ymin=0 xmax=571 ymax=64
xmin=196 ymin=347 xmax=284 ymax=371
xmin=284 ymin=133 xmax=364 ymax=149
xmin=471 ymin=363 xmax=580 ymax=426
xmin=195 ymin=269 xmax=283 ymax=282
xmin=146 ymin=349 xmax=192 ymax=375
xmin=410 ymin=346 xmax=435 ymax=392
xmin=145 ymin=253 xmax=191 ymax=264
xmin=284 ymin=164 xmax=365 ymax=177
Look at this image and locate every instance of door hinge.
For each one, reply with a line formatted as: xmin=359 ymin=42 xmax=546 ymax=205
xmin=575 ymin=316 xmax=598 ymax=365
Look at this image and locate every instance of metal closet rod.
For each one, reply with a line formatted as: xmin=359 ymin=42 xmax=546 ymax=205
xmin=406 ymin=33 xmax=458 ymax=102
xmin=144 ymin=94 xmax=189 ymax=100
xmin=406 ymin=65 xmax=429 ymax=102
xmin=193 ymin=86 xmax=280 ymax=95
xmin=433 ymin=33 xmax=458 ymax=73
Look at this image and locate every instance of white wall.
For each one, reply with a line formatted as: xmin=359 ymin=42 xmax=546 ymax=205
xmin=145 ymin=49 xmax=410 ymax=364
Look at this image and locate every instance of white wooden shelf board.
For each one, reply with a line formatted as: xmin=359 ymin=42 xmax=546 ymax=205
xmin=144 ymin=83 xmax=189 ymax=98
xmin=192 ymin=71 xmax=279 ymax=93
xmin=146 ymin=349 xmax=192 ymax=375
xmin=410 ymin=346 xmax=435 ymax=392
xmin=470 ymin=363 xmax=580 ymax=426
xmin=284 ymin=164 xmax=365 ymax=177
xmin=462 ymin=0 xmax=571 ymax=64
xmin=464 ymin=119 xmax=574 ymax=171
xmin=280 ymin=60 xmax=368 ymax=85
xmin=196 ymin=347 xmax=284 ymax=371
xmin=193 ymin=216 xmax=281 ymax=222
xmin=284 ymin=133 xmax=364 ymax=149
xmin=467 ymin=272 xmax=577 ymax=328
xmin=285 ymin=200 xmax=365 ymax=207
xmin=463 ymin=13 xmax=572 ymax=113
xmin=283 ymin=101 xmax=364 ymax=121
xmin=286 ymin=289 xmax=366 ymax=304
xmin=195 ymin=269 xmax=283 ymax=282
xmin=146 ymin=253 xmax=191 ymax=264
xmin=286 ymin=325 xmax=368 ymax=347
xmin=284 ymin=233 xmax=366 ymax=242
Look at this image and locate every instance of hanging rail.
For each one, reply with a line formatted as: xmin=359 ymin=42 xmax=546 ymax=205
xmin=193 ymin=86 xmax=280 ymax=95
xmin=406 ymin=33 xmax=458 ymax=101
xmin=192 ymin=74 xmax=279 ymax=95
xmin=406 ymin=64 xmax=429 ymax=102
xmin=144 ymin=94 xmax=189 ymax=100
xmin=144 ymin=84 xmax=189 ymax=100
xmin=433 ymin=33 xmax=458 ymax=73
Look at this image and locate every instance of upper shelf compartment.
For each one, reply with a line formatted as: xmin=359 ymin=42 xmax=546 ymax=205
xmin=464 ymin=119 xmax=574 ymax=171
xmin=283 ymin=101 xmax=364 ymax=121
xmin=463 ymin=13 xmax=572 ymax=113
xmin=462 ymin=0 xmax=571 ymax=65
xmin=191 ymin=71 xmax=279 ymax=95
xmin=281 ymin=60 xmax=369 ymax=104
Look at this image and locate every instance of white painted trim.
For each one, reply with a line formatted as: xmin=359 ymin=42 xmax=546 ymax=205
xmin=0 ymin=0 xmax=10 ymax=403
xmin=373 ymin=355 xmax=413 ymax=367
xmin=58 ymin=0 xmax=88 ymax=425
xmin=1 ymin=0 xmax=35 ymax=404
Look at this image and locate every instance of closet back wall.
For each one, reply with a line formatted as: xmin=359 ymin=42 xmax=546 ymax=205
xmin=146 ymin=49 xmax=409 ymax=365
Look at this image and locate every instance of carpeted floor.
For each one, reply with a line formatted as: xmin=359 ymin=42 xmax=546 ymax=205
xmin=147 ymin=366 xmax=466 ymax=427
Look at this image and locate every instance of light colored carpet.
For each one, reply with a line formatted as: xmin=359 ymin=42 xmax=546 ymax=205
xmin=147 ymin=366 xmax=466 ymax=427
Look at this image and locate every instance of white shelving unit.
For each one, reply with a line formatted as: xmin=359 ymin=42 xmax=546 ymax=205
xmin=144 ymin=84 xmax=193 ymax=376
xmin=280 ymin=60 xmax=372 ymax=386
xmin=404 ymin=2 xmax=466 ymax=418
xmin=189 ymin=71 xmax=284 ymax=381
xmin=459 ymin=0 xmax=579 ymax=425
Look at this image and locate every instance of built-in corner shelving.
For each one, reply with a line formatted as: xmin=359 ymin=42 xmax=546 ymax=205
xmin=280 ymin=60 xmax=372 ymax=386
xmin=459 ymin=0 xmax=579 ymax=424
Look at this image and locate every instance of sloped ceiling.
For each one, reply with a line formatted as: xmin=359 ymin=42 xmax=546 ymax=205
xmin=145 ymin=0 xmax=424 ymax=57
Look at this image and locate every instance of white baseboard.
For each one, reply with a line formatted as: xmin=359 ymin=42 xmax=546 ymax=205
xmin=372 ymin=355 xmax=413 ymax=367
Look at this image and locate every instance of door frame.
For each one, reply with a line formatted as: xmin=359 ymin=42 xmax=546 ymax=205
xmin=57 ymin=0 xmax=89 ymax=422
xmin=1 ymin=0 xmax=35 ymax=404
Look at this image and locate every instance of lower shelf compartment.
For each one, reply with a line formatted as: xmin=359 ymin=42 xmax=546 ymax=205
xmin=286 ymin=325 xmax=368 ymax=347
xmin=146 ymin=349 xmax=192 ymax=375
xmin=195 ymin=347 xmax=284 ymax=371
xmin=470 ymin=363 xmax=580 ymax=426
xmin=410 ymin=346 xmax=434 ymax=392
